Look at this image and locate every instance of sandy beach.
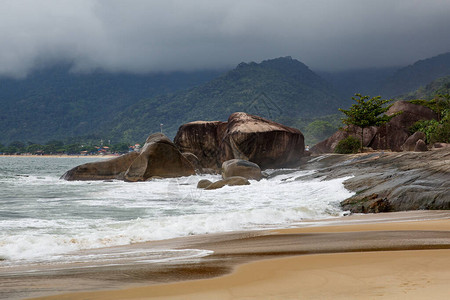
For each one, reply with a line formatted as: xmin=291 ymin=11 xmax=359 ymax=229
xmin=5 ymin=210 xmax=447 ymax=300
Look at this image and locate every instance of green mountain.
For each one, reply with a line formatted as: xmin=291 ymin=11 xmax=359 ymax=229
xmin=106 ymin=57 xmax=345 ymax=142
xmin=379 ymin=52 xmax=450 ymax=97
xmin=0 ymin=65 xmax=223 ymax=144
xmin=399 ymin=75 xmax=450 ymax=100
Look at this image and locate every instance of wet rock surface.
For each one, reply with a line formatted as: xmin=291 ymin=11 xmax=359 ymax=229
xmin=61 ymin=152 xmax=140 ymax=181
xmin=297 ymin=148 xmax=450 ymax=213
xmin=203 ymin=176 xmax=250 ymax=190
xmin=221 ymin=159 xmax=262 ymax=180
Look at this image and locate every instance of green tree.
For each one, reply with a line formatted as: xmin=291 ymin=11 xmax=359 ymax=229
xmin=111 ymin=142 xmax=131 ymax=153
xmin=9 ymin=141 xmax=26 ymax=152
xmin=305 ymin=120 xmax=338 ymax=144
xmin=26 ymin=144 xmax=44 ymax=154
xmin=339 ymin=94 xmax=395 ymax=152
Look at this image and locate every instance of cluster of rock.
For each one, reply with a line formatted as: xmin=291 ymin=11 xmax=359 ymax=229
xmin=196 ymin=159 xmax=263 ymax=190
xmin=61 ymin=112 xmax=304 ymax=182
xmin=61 ymin=133 xmax=196 ymax=181
xmin=311 ymin=101 xmax=438 ymax=154
xmin=175 ymin=112 xmax=305 ymax=171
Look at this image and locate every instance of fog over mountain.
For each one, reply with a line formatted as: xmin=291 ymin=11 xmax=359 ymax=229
xmin=1 ymin=0 xmax=450 ymax=78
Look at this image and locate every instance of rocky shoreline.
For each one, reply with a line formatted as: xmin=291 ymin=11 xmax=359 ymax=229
xmin=60 ymin=109 xmax=449 ymax=213
xmin=295 ymin=148 xmax=450 ymax=213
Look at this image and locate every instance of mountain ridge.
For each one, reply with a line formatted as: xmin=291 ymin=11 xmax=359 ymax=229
xmin=379 ymin=52 xmax=450 ymax=97
xmin=105 ymin=56 xmax=345 ymax=142
xmin=0 ymin=65 xmax=223 ymax=144
xmin=2 ymin=52 xmax=450 ymax=145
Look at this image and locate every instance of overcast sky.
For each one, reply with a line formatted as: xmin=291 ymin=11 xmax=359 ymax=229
xmin=1 ymin=0 xmax=450 ymax=78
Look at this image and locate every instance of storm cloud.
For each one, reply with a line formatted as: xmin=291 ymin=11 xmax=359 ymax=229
xmin=1 ymin=0 xmax=450 ymax=77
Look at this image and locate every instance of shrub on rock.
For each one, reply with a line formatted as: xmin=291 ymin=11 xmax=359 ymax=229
xmin=334 ymin=136 xmax=360 ymax=154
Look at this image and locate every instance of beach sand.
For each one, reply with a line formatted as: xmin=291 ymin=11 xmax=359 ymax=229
xmin=40 ymin=250 xmax=449 ymax=300
xmin=22 ymin=211 xmax=450 ymax=300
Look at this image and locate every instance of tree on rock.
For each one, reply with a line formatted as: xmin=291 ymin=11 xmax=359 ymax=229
xmin=339 ymin=94 xmax=396 ymax=152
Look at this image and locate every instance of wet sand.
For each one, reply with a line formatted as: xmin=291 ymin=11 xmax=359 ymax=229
xmin=9 ymin=210 xmax=448 ymax=300
xmin=38 ymin=250 xmax=450 ymax=300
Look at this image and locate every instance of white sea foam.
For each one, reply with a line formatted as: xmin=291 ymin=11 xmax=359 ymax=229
xmin=0 ymin=158 xmax=354 ymax=264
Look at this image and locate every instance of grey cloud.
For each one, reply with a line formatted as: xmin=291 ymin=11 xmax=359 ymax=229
xmin=1 ymin=0 xmax=450 ymax=78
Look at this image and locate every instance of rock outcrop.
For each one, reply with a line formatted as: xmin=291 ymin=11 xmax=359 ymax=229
xmin=61 ymin=152 xmax=140 ymax=181
xmin=124 ymin=133 xmax=195 ymax=182
xmin=221 ymin=113 xmax=305 ymax=169
xmin=62 ymin=133 xmax=195 ymax=181
xmin=64 ymin=113 xmax=305 ymax=181
xmin=311 ymin=125 xmax=377 ymax=154
xmin=311 ymin=101 xmax=438 ymax=154
xmin=221 ymin=159 xmax=262 ymax=180
xmin=296 ymin=148 xmax=450 ymax=213
xmin=175 ymin=112 xmax=305 ymax=170
xmin=369 ymin=101 xmax=437 ymax=151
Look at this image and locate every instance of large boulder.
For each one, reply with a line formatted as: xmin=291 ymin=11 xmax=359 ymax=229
xmin=197 ymin=179 xmax=213 ymax=189
xmin=401 ymin=131 xmax=426 ymax=151
xmin=124 ymin=133 xmax=195 ymax=182
xmin=221 ymin=113 xmax=304 ymax=169
xmin=221 ymin=159 xmax=263 ymax=180
xmin=174 ymin=113 xmax=305 ymax=170
xmin=203 ymin=176 xmax=250 ymax=190
xmin=174 ymin=121 xmax=227 ymax=170
xmin=61 ymin=152 xmax=140 ymax=181
xmin=414 ymin=139 xmax=428 ymax=152
xmin=369 ymin=101 xmax=437 ymax=151
xmin=311 ymin=125 xmax=377 ymax=154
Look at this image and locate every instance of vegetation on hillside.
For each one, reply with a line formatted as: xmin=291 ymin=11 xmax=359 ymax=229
xmin=409 ymin=94 xmax=450 ymax=144
xmin=0 ymin=64 xmax=223 ymax=144
xmin=379 ymin=52 xmax=450 ymax=97
xmin=401 ymin=76 xmax=450 ymax=144
xmin=2 ymin=52 xmax=449 ymax=147
xmin=106 ymin=57 xmax=344 ymax=142
xmin=401 ymin=75 xmax=450 ymax=101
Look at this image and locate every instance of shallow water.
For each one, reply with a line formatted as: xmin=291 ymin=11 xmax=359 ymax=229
xmin=0 ymin=156 xmax=353 ymax=266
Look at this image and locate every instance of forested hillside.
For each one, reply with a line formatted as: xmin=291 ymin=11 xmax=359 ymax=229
xmin=0 ymin=65 xmax=223 ymax=144
xmin=106 ymin=57 xmax=345 ymax=142
xmin=2 ymin=52 xmax=450 ymax=147
xmin=379 ymin=52 xmax=450 ymax=97
xmin=400 ymin=75 xmax=450 ymax=100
